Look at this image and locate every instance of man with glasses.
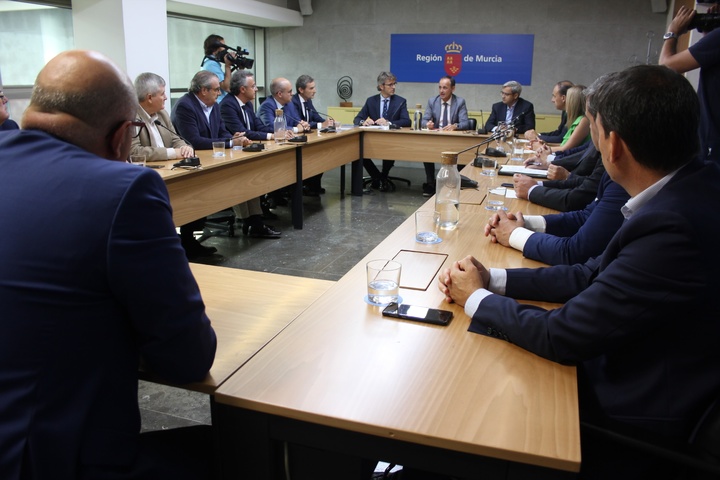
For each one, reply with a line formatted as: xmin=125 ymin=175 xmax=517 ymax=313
xmin=258 ymin=77 xmax=310 ymax=134
xmin=484 ymin=80 xmax=535 ymax=134
xmin=0 ymin=88 xmax=19 ymax=131
xmin=131 ymin=72 xmax=217 ymax=258
xmin=0 ymin=50 xmax=216 ymax=479
xmin=354 ymin=71 xmax=411 ymax=192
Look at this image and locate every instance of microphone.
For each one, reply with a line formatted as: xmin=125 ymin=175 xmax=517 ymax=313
xmin=153 ymin=120 xmax=195 ymax=153
xmin=477 ymin=109 xmax=487 ymax=134
xmin=280 ymin=111 xmax=311 ymax=134
xmin=510 ymin=110 xmax=529 ymax=129
xmin=309 ymin=109 xmax=337 ymax=132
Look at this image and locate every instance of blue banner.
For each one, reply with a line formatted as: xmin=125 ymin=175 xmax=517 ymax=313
xmin=390 ymin=34 xmax=534 ymax=85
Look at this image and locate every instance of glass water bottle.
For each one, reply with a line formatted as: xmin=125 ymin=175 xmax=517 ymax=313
xmin=435 ymin=152 xmax=461 ymax=230
xmin=274 ymin=108 xmax=287 ymax=144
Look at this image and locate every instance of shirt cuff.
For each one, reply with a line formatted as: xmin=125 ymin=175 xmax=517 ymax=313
xmin=463 ymin=268 xmax=507 ymax=316
xmin=528 ymin=184 xmax=541 ymax=197
xmin=167 ymin=148 xmax=177 ymax=159
xmin=522 ymin=215 xmax=546 ymax=232
xmin=508 ymin=227 xmax=535 ymax=252
xmin=266 ymin=133 xmax=273 ymax=140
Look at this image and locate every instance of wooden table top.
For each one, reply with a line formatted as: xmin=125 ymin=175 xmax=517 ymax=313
xmin=142 ymin=264 xmax=335 ymax=394
xmin=215 ymin=201 xmax=580 ymax=471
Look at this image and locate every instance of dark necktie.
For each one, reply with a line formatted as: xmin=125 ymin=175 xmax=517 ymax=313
xmin=442 ymin=102 xmax=449 ymax=128
xmin=241 ymin=105 xmax=250 ymax=128
xmin=382 ymin=99 xmax=389 ymax=119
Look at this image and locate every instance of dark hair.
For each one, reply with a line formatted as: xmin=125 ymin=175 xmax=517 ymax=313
xmin=556 ymin=80 xmax=573 ymax=96
xmin=440 ymin=75 xmax=455 ymax=87
xmin=586 ymin=65 xmax=699 ymax=172
xmin=204 ymin=34 xmax=224 ymax=56
xmin=296 ymin=74 xmax=314 ymax=91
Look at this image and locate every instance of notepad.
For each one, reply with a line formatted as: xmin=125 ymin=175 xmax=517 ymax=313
xmin=498 ymin=165 xmax=548 ymax=178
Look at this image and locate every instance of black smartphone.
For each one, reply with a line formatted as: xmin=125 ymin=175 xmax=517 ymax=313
xmin=382 ymin=303 xmax=453 ymax=326
xmin=501 ymin=182 xmax=514 ymax=188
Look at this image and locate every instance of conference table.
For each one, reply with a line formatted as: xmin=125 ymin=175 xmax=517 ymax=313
xmin=152 ymin=127 xmax=495 ymax=229
xmin=140 ymin=264 xmax=335 ymax=395
xmin=212 ymin=175 xmax=580 ymax=479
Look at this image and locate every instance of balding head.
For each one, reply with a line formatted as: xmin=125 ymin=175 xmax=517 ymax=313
xmin=21 ymin=50 xmax=137 ymax=160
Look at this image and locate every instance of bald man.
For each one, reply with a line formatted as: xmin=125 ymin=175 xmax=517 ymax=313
xmin=0 ymin=50 xmax=216 ymax=479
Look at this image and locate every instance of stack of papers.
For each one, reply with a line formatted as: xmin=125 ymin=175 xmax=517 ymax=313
xmin=498 ymin=165 xmax=548 ymax=178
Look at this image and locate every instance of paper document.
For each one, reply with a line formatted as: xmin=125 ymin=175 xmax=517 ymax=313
xmin=499 ymin=165 xmax=548 ymax=178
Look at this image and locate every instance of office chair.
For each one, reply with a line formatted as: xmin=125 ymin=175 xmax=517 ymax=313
xmin=468 ymin=118 xmax=477 ymax=131
xmin=362 ymin=172 xmax=411 ymax=192
xmin=197 ymin=209 xmax=235 ymax=242
xmin=581 ymin=392 xmax=720 ymax=479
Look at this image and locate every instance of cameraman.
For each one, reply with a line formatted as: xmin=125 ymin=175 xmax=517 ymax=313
xmin=201 ymin=34 xmax=234 ymax=101
xmin=660 ymin=4 xmax=720 ymax=163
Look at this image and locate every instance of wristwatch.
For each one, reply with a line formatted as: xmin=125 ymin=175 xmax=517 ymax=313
xmin=663 ymin=32 xmax=679 ymax=41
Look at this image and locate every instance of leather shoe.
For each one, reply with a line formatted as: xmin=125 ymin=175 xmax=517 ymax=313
xmin=242 ymin=224 xmax=281 ymax=238
xmin=302 ymin=186 xmax=320 ymax=197
xmin=182 ymin=238 xmax=217 ymax=259
xmin=422 ymin=183 xmax=436 ymax=197
xmin=378 ymin=178 xmax=392 ymax=192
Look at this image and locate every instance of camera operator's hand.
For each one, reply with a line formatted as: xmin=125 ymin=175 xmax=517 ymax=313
xmin=669 ymin=6 xmax=695 ymax=37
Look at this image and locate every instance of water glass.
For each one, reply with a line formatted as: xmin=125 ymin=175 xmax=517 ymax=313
xmin=212 ymin=141 xmax=226 ymax=157
xmin=366 ymin=260 xmax=401 ymax=306
xmin=129 ymin=154 xmax=146 ymax=167
xmin=415 ymin=211 xmax=440 ymax=244
xmin=486 ymin=186 xmax=507 ymax=211
xmin=481 ymin=157 xmax=497 ymax=176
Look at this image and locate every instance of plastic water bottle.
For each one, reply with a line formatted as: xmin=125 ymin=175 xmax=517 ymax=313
xmin=274 ymin=108 xmax=286 ymax=144
xmin=435 ymin=152 xmax=461 ymax=230
xmin=413 ymin=103 xmax=423 ymax=130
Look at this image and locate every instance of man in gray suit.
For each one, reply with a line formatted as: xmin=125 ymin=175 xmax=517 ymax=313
xmin=420 ymin=75 xmax=470 ymax=196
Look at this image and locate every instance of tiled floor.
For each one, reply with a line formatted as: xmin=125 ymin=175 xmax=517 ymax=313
xmin=139 ymin=164 xmax=430 ymax=432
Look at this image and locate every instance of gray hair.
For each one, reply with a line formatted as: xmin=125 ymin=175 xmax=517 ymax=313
xmin=229 ymin=70 xmax=254 ymax=96
xmin=189 ymin=71 xmax=218 ymax=94
xmin=503 ymin=80 xmax=522 ymax=95
xmin=296 ymin=74 xmax=314 ymax=91
xmin=134 ymin=72 xmax=165 ymax=103
xmin=376 ymin=71 xmax=396 ymax=91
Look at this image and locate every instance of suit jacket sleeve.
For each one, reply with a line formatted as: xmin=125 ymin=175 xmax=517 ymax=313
xmin=484 ymin=103 xmax=501 ymax=131
xmin=108 ymin=169 xmax=216 ymax=383
xmin=390 ymin=96 xmax=411 ymax=127
xmin=129 ymin=110 xmax=186 ymax=161
xmin=220 ymin=96 xmax=244 ymax=137
xmin=455 ymin=97 xmax=470 ymax=130
xmin=354 ymin=97 xmax=373 ymax=125
xmin=529 ymin=156 xmax=605 ymax=212
xmin=172 ymin=96 xmax=227 ymax=150
xmin=516 ymin=99 xmax=535 ymax=133
xmin=257 ymin=99 xmax=276 ymax=130
xmin=421 ymin=97 xmax=436 ymax=128
xmin=523 ymin=178 xmax=629 ymax=265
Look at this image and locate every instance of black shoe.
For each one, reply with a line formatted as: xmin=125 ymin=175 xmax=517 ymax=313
xmin=370 ymin=177 xmax=381 ymax=189
xmin=182 ymin=238 xmax=217 ymax=259
xmin=242 ymin=224 xmax=281 ymax=238
xmin=302 ymin=185 xmax=320 ymax=197
xmin=378 ymin=178 xmax=391 ymax=192
xmin=422 ymin=183 xmax=436 ymax=197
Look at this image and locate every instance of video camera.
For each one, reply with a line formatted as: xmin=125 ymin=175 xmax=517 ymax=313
xmin=689 ymin=13 xmax=720 ymax=32
xmin=216 ymin=45 xmax=254 ymax=71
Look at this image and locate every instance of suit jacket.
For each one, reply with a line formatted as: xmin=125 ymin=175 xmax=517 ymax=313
xmin=470 ymin=158 xmax=720 ymax=456
xmin=0 ymin=119 xmax=19 ymax=131
xmin=0 ymin=129 xmax=216 ymax=479
xmin=291 ymin=93 xmax=325 ymax=128
xmin=130 ymin=108 xmax=186 ymax=161
xmin=353 ymin=94 xmax=411 ymax=127
xmin=171 ymin=92 xmax=231 ymax=151
xmin=539 ymin=110 xmax=568 ymax=144
xmin=220 ymin=95 xmax=271 ymax=140
xmin=484 ymin=97 xmax=535 ymax=134
xmin=528 ymin=144 xmax=604 ymax=212
xmin=258 ymin=96 xmax=304 ymax=130
xmin=420 ymin=94 xmax=470 ymax=130
xmin=523 ymin=173 xmax=629 ymax=265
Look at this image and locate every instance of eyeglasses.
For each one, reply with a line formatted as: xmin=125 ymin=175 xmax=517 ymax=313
xmin=130 ymin=120 xmax=146 ymax=138
xmin=383 ymin=82 xmax=398 ymax=87
xmin=0 ymin=92 xmax=5 ymax=101
xmin=206 ymin=87 xmax=221 ymax=93
xmin=500 ymin=91 xmax=516 ymax=97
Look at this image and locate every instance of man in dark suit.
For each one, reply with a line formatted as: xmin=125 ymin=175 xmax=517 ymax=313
xmin=353 ymin=71 xmax=411 ymax=192
xmin=220 ymin=70 xmax=273 ymax=140
xmin=524 ymin=80 xmax=574 ymax=144
xmin=0 ymin=50 xmax=217 ymax=480
xmin=440 ymin=65 xmax=720 ymax=479
xmin=292 ymin=74 xmax=332 ymax=196
xmin=174 ymin=70 xmax=280 ymax=239
xmin=420 ymin=75 xmax=471 ymax=196
xmin=485 ymin=172 xmax=628 ymax=265
xmin=0 ymin=86 xmax=19 ymax=131
xmin=514 ymin=143 xmax=604 ymax=212
xmin=484 ymin=80 xmax=535 ymax=134
xmin=257 ymin=77 xmax=310 ymax=134
xmin=131 ymin=72 xmax=215 ymax=258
